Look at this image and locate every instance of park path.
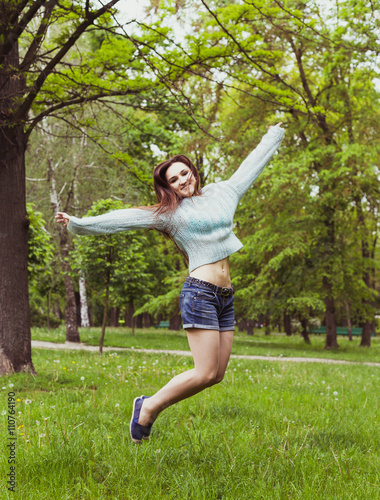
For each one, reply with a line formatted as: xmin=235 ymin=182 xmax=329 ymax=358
xmin=31 ymin=340 xmax=380 ymax=367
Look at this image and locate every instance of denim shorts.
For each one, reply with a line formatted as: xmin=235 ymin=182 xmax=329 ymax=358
xmin=180 ymin=276 xmax=235 ymax=331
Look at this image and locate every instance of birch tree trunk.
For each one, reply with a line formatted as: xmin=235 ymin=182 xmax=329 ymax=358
xmin=79 ymin=273 xmax=90 ymax=327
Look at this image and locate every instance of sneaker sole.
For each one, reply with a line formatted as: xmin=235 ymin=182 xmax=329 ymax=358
xmin=129 ymin=396 xmax=143 ymax=444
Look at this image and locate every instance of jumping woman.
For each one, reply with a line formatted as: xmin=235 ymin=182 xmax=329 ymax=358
xmin=56 ymin=122 xmax=285 ymax=444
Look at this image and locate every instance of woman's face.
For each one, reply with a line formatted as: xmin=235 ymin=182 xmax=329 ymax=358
xmin=165 ymin=162 xmax=197 ymax=198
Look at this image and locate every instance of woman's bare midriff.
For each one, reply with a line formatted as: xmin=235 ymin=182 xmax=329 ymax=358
xmin=189 ymin=257 xmax=231 ymax=288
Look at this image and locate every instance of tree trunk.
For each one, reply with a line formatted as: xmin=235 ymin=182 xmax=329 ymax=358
xmin=60 ymin=229 xmax=80 ymax=342
xmin=135 ymin=314 xmax=143 ymax=329
xmin=47 ymin=157 xmax=80 ymax=342
xmin=359 ymin=239 xmax=372 ymax=347
xmin=169 ymin=314 xmax=181 ymax=331
xmin=300 ymin=318 xmax=311 ymax=344
xmin=0 ymin=32 xmax=35 ymax=374
xmin=47 ymin=293 xmax=50 ymax=331
xmin=246 ymin=320 xmax=254 ymax=336
xmin=354 ymin=196 xmax=374 ymax=347
xmin=143 ymin=312 xmax=151 ymax=328
xmin=131 ymin=301 xmax=135 ymax=336
xmin=109 ymin=307 xmax=119 ymax=327
xmin=125 ymin=301 xmax=136 ymax=334
xmin=99 ymin=274 xmax=111 ymax=355
xmin=344 ymin=298 xmax=353 ymax=341
xmin=264 ymin=313 xmax=270 ymax=335
xmin=79 ymin=273 xmax=90 ymax=327
xmin=323 ymin=276 xmax=338 ymax=349
xmin=360 ymin=320 xmax=372 ymax=348
xmin=284 ymin=313 xmax=292 ymax=336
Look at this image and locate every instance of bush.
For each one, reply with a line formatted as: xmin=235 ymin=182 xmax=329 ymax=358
xmin=30 ymin=304 xmax=61 ymax=328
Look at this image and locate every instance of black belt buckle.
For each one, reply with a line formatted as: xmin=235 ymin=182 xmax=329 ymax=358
xmin=220 ymin=287 xmax=231 ymax=297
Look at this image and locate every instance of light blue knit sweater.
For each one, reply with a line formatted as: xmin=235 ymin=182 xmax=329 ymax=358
xmin=68 ymin=125 xmax=285 ymax=272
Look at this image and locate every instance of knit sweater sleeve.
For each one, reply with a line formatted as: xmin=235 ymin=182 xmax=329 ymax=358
xmin=225 ymin=125 xmax=285 ymax=200
xmin=67 ymin=208 xmax=166 ymax=235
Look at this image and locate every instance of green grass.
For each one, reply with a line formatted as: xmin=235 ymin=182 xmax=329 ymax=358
xmin=0 ymin=347 xmax=379 ymax=499
xmin=32 ymin=326 xmax=380 ymax=363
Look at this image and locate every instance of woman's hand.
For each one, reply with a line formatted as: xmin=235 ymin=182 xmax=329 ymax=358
xmin=55 ymin=212 xmax=70 ymax=228
xmin=268 ymin=122 xmax=283 ymax=129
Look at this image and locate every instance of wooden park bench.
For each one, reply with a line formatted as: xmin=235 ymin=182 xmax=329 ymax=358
xmin=154 ymin=321 xmax=170 ymax=329
xmin=309 ymin=326 xmax=375 ymax=337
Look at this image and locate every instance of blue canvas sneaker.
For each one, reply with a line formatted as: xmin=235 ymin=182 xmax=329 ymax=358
xmin=130 ymin=396 xmax=152 ymax=444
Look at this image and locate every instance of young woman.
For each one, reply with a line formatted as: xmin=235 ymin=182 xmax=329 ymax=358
xmin=56 ymin=122 xmax=285 ymax=444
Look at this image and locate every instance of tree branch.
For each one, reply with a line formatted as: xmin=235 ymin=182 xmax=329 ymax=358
xmin=20 ymin=0 xmax=57 ymax=72
xmin=12 ymin=0 xmax=121 ymax=123
xmin=25 ymin=87 xmax=148 ymax=140
xmin=0 ymin=0 xmax=48 ymax=58
xmin=199 ymin=0 xmax=305 ymax=103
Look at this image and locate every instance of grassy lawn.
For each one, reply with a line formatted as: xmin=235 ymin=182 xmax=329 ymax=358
xmin=32 ymin=326 xmax=380 ymax=363
xmin=0 ymin=347 xmax=379 ymax=499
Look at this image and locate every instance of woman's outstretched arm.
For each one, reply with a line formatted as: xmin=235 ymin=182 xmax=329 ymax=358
xmin=55 ymin=208 xmax=166 ymax=235
xmin=225 ymin=123 xmax=285 ymax=200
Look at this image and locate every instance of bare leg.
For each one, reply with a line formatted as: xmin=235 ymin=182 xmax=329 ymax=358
xmin=137 ymin=329 xmax=234 ymax=426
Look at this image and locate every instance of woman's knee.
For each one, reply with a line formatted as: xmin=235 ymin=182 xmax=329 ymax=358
xmin=213 ymin=372 xmax=225 ymax=385
xmin=195 ymin=369 xmax=219 ymax=387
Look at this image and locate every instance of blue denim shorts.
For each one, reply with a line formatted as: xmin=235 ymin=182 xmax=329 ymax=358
xmin=180 ymin=277 xmax=235 ymax=331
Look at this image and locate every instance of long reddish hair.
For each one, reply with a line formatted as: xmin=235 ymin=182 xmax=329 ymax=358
xmin=152 ymin=154 xmax=202 ymax=216
xmin=135 ymin=154 xmax=203 ymax=261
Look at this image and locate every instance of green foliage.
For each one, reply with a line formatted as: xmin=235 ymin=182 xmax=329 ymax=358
xmin=69 ymin=198 xmax=152 ymax=311
xmin=23 ymin=0 xmax=380 ymax=340
xmin=27 ymin=203 xmax=54 ymax=282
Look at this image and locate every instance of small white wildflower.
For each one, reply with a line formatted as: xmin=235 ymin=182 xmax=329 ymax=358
xmin=25 ymin=399 xmax=31 ymax=404
xmin=9 ymin=383 xmax=14 ymax=388
xmin=2 ymin=387 xmax=6 ymax=390
xmin=322 ymin=381 xmax=325 ymax=384
xmin=320 ymin=393 xmax=324 ymax=396
xmin=40 ymin=402 xmax=44 ymax=406
xmin=115 ymin=403 xmax=119 ymax=408
xmin=264 ymin=387 xmax=268 ymax=390
xmin=36 ymin=421 xmax=40 ymax=425
xmin=117 ymin=366 xmax=122 ymax=369
xmin=374 ymin=10 xmax=380 ymax=21
xmin=54 ymin=360 xmax=60 ymax=363
xmin=333 ymin=391 xmax=338 ymax=396
xmin=327 ymin=386 xmax=330 ymax=390
xmin=1 ymin=410 xmax=6 ymax=415
xmin=39 ymin=433 xmax=46 ymax=438
xmin=51 ymin=405 xmax=55 ymax=409
xmin=81 ymin=376 xmax=85 ymax=381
